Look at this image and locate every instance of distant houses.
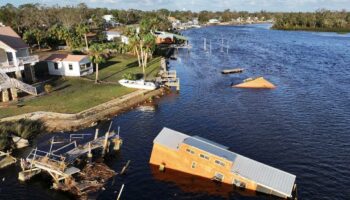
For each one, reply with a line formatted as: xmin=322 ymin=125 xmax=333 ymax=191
xmin=45 ymin=54 xmax=93 ymax=77
xmin=208 ymin=19 xmax=220 ymax=25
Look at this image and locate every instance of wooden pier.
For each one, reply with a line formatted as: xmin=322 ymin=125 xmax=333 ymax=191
xmin=158 ymin=58 xmax=180 ymax=91
xmin=18 ymin=124 xmax=122 ymax=196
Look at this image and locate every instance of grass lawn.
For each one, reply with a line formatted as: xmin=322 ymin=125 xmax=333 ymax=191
xmin=87 ymin=54 xmax=162 ymax=82
xmin=0 ymin=55 xmax=161 ymax=118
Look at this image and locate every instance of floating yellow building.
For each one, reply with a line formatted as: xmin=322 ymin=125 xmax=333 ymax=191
xmin=233 ymin=77 xmax=276 ymax=89
xmin=150 ymin=128 xmax=296 ymax=199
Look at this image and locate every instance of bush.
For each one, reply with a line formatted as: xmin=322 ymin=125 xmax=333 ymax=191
xmin=44 ymin=84 xmax=53 ymax=93
xmin=122 ymin=73 xmax=137 ymax=80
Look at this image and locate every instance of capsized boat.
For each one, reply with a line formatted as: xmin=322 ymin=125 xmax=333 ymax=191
xmin=233 ymin=77 xmax=276 ymax=89
xmin=119 ymin=79 xmax=157 ymax=90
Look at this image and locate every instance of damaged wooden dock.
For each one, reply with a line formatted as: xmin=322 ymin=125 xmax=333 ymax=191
xmin=18 ymin=124 xmax=122 ymax=197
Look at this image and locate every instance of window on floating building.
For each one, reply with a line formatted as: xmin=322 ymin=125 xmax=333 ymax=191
xmin=54 ymin=63 xmax=58 ymax=70
xmin=186 ymin=148 xmax=195 ymax=154
xmin=199 ymin=154 xmax=209 ymax=160
xmin=215 ymin=160 xmax=225 ymax=167
xmin=191 ymin=161 xmax=196 ymax=169
xmin=214 ymin=172 xmax=224 ymax=182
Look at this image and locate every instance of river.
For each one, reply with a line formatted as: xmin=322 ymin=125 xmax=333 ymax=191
xmin=1 ymin=24 xmax=350 ymax=200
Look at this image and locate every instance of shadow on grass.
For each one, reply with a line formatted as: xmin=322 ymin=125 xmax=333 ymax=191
xmin=54 ymin=84 xmax=72 ymax=92
xmin=98 ymin=61 xmax=120 ymax=70
xmin=126 ymin=61 xmax=139 ymax=68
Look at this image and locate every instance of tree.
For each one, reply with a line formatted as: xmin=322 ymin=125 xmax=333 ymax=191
xmin=89 ymin=44 xmax=106 ymax=83
xmin=75 ymin=24 xmax=90 ymax=50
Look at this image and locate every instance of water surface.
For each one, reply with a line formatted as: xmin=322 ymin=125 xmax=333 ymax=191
xmin=1 ymin=24 xmax=350 ymax=200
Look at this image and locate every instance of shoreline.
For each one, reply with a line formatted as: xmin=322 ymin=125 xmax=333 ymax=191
xmin=0 ymin=88 xmax=167 ymax=132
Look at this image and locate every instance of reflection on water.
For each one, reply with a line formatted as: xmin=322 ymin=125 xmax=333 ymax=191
xmin=150 ymin=165 xmax=262 ymax=199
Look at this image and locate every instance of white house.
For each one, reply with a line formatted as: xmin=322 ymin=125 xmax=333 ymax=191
xmin=103 ymin=15 xmax=119 ymax=27
xmin=45 ymin=54 xmax=93 ymax=77
xmin=208 ymin=19 xmax=220 ymax=25
xmin=0 ymin=26 xmax=39 ymax=80
xmin=105 ymin=31 xmax=121 ymax=41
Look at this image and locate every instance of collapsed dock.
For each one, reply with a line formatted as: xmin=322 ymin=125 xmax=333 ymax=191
xmin=18 ymin=125 xmax=122 ymax=198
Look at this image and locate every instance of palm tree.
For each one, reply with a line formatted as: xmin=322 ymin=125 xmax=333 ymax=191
xmin=75 ymin=24 xmax=90 ymax=50
xmin=89 ymin=44 xmax=106 ymax=84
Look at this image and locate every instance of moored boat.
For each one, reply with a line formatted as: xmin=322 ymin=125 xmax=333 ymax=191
xmin=119 ymin=79 xmax=157 ymax=90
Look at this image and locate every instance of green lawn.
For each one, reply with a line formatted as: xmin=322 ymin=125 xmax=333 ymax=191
xmin=87 ymin=54 xmax=161 ymax=82
xmin=0 ymin=55 xmax=161 ymax=118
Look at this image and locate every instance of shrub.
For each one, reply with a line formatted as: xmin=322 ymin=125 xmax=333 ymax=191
xmin=122 ymin=73 xmax=138 ymax=80
xmin=44 ymin=84 xmax=53 ymax=93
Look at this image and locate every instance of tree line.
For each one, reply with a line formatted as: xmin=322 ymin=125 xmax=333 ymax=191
xmin=272 ymin=10 xmax=350 ymax=32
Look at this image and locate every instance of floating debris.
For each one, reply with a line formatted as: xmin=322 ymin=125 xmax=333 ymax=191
xmin=0 ymin=151 xmax=17 ymax=169
xmin=221 ymin=68 xmax=244 ymax=74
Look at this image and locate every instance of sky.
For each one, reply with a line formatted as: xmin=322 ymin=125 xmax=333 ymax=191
xmin=0 ymin=0 xmax=350 ymax=12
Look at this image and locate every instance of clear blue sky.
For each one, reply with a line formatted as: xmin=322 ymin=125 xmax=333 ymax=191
xmin=1 ymin=0 xmax=350 ymax=12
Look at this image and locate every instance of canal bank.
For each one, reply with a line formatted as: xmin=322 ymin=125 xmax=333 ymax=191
xmin=0 ymin=88 xmax=167 ymax=132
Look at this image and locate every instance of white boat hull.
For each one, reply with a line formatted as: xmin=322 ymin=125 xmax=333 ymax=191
xmin=119 ymin=79 xmax=157 ymax=90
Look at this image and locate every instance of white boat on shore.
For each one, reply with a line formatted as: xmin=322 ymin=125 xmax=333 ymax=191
xmin=119 ymin=79 xmax=157 ymax=90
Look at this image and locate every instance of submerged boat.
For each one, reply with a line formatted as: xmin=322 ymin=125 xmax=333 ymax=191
xmin=119 ymin=79 xmax=157 ymax=90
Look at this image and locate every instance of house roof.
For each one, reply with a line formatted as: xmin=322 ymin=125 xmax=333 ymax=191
xmin=0 ymin=26 xmax=29 ymax=50
xmin=153 ymin=127 xmax=190 ymax=150
xmin=45 ymin=54 xmax=88 ymax=63
xmin=153 ymin=127 xmax=296 ymax=198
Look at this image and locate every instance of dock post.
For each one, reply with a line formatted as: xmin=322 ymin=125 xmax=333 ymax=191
xmin=209 ymin=40 xmax=212 ymax=54
xmin=87 ymin=142 xmax=92 ymax=158
xmin=103 ymin=131 xmax=110 ymax=156
xmin=177 ymin=78 xmax=180 ymax=91
xmin=116 ymin=184 xmax=125 ymax=200
xmin=94 ymin=128 xmax=99 ymax=140
xmin=226 ymin=40 xmax=229 ymax=54
xmin=204 ymin=38 xmax=207 ymax=51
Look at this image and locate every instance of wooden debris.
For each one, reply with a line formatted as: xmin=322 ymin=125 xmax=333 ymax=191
xmin=221 ymin=68 xmax=244 ymax=74
xmin=120 ymin=160 xmax=130 ymax=175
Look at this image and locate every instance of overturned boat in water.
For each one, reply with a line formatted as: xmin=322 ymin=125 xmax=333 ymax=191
xmin=119 ymin=79 xmax=157 ymax=90
xmin=233 ymin=77 xmax=276 ymax=89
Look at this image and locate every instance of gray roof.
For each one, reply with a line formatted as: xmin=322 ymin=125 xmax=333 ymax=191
xmin=231 ymin=155 xmax=296 ymax=198
xmin=153 ymin=127 xmax=189 ymax=150
xmin=155 ymin=127 xmax=296 ymax=198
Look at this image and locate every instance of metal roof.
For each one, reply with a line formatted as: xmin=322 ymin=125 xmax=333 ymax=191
xmin=155 ymin=127 xmax=296 ymax=197
xmin=153 ymin=127 xmax=189 ymax=150
xmin=231 ymin=155 xmax=296 ymax=198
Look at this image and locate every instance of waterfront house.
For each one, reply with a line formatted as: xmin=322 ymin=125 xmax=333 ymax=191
xmin=45 ymin=54 xmax=93 ymax=77
xmin=0 ymin=26 xmax=39 ymax=81
xmin=0 ymin=26 xmax=39 ymax=102
xmin=208 ymin=19 xmax=220 ymax=25
xmin=150 ymin=128 xmax=296 ymax=199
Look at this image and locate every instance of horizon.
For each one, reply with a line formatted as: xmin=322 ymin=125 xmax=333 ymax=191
xmin=1 ymin=0 xmax=350 ymax=12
